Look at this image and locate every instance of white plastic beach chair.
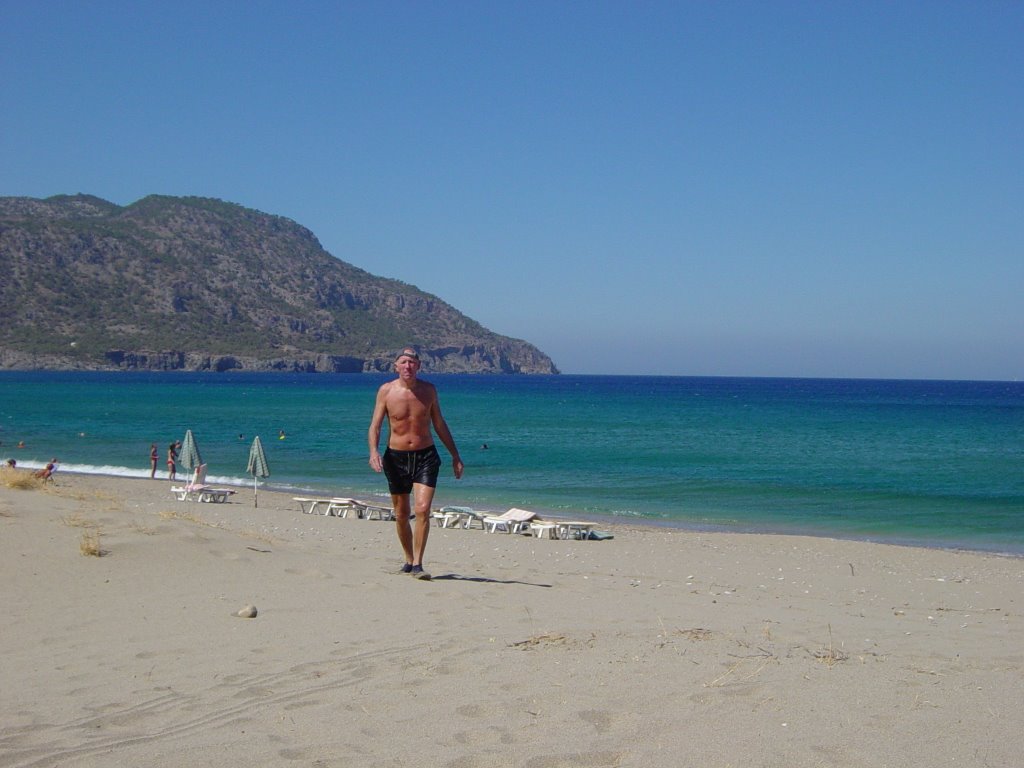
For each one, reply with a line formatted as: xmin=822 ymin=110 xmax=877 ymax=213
xmin=359 ymin=502 xmax=395 ymax=521
xmin=555 ymin=521 xmax=594 ymax=540
xmin=439 ymin=505 xmax=488 ymax=529
xmin=433 ymin=506 xmax=467 ymax=528
xmin=483 ymin=508 xmax=537 ymax=534
xmin=326 ymin=498 xmax=367 ymax=517
xmin=529 ymin=521 xmax=559 ymax=539
xmin=294 ymin=496 xmax=364 ymax=516
xmin=171 ymin=464 xmax=236 ymax=503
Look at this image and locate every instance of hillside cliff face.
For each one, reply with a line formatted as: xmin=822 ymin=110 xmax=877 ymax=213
xmin=0 ymin=195 xmax=559 ymax=374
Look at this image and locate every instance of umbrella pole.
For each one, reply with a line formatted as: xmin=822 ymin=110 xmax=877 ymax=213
xmin=253 ymin=476 xmax=258 ymax=508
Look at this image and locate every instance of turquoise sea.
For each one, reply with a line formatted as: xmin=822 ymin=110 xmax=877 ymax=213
xmin=2 ymin=372 xmax=1022 ymax=555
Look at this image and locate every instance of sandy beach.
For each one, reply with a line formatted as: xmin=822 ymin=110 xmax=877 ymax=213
xmin=2 ymin=472 xmax=1022 ymax=767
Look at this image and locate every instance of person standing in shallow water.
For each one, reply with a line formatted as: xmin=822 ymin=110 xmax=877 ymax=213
xmin=149 ymin=443 xmax=158 ymax=479
xmin=368 ymin=348 xmax=463 ymax=580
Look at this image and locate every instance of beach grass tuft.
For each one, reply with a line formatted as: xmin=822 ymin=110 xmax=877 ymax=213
xmin=61 ymin=512 xmax=105 ymax=556
xmin=80 ymin=528 xmax=103 ymax=557
xmin=1 ymin=467 xmax=46 ymax=490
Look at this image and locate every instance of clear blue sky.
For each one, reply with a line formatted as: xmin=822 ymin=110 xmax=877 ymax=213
xmin=3 ymin=1 xmax=1021 ymax=380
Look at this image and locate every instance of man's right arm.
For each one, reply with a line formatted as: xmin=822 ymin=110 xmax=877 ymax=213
xmin=368 ymin=384 xmax=388 ymax=473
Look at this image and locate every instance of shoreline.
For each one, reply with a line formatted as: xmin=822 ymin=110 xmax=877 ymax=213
xmin=16 ymin=461 xmax=1024 ymax=559
xmin=3 ymin=471 xmax=1023 ymax=766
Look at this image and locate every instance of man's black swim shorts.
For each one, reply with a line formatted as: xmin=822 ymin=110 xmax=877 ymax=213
xmin=382 ymin=445 xmax=442 ymax=495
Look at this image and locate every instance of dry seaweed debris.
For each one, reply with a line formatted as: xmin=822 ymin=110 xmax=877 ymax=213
xmin=677 ymin=627 xmax=713 ymax=641
xmin=812 ymin=624 xmax=849 ymax=667
xmin=510 ymin=633 xmax=571 ymax=649
xmin=80 ymin=528 xmax=104 ymax=557
xmin=705 ymin=655 xmax=777 ymax=688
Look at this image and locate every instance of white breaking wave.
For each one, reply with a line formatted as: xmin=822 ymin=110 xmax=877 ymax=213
xmin=5 ymin=460 xmax=250 ymax=488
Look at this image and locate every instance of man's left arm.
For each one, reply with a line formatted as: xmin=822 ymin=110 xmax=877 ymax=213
xmin=430 ymin=391 xmax=463 ymax=479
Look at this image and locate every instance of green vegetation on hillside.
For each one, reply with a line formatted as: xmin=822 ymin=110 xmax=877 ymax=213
xmin=0 ymin=194 xmax=558 ymax=374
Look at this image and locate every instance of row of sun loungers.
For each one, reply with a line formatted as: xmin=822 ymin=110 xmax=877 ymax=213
xmin=291 ymin=498 xmax=608 ymax=539
xmin=166 ymin=469 xmax=606 ymax=539
xmin=170 ymin=478 xmax=607 ymax=539
xmin=435 ymin=505 xmax=606 ymax=540
xmin=293 ymin=496 xmax=395 ymax=520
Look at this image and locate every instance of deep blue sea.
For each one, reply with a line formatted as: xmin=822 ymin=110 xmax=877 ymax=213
xmin=2 ymin=372 xmax=1022 ymax=555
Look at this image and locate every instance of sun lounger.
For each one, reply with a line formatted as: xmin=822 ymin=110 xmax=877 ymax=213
xmin=171 ymin=464 xmax=236 ymax=503
xmin=439 ymin=505 xmax=488 ymax=529
xmin=327 ymin=498 xmax=367 ymax=517
xmin=192 ymin=487 xmax=234 ymax=503
xmin=462 ymin=509 xmax=489 ymax=529
xmin=525 ymin=520 xmax=607 ymax=540
xmin=555 ymin=521 xmax=595 ymax=540
xmin=483 ymin=507 xmax=537 ymax=534
xmin=444 ymin=507 xmax=491 ymax=532
xmin=294 ymin=496 xmax=329 ymax=514
xmin=434 ymin=506 xmax=471 ymax=528
xmin=529 ymin=521 xmax=560 ymax=539
xmin=293 ymin=496 xmax=363 ymax=516
xmin=360 ymin=503 xmax=395 ymax=521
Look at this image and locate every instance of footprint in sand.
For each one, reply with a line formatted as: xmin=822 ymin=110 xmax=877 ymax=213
xmin=578 ymin=709 xmax=613 ymax=733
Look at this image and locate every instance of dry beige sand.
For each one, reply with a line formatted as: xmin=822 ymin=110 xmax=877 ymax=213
xmin=2 ymin=471 xmax=1022 ymax=768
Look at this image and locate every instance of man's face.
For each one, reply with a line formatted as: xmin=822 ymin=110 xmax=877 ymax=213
xmin=395 ymin=355 xmax=420 ymax=379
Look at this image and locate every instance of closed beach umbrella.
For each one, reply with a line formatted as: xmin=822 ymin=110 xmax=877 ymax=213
xmin=246 ymin=435 xmax=270 ymax=507
xmin=180 ymin=429 xmax=203 ymax=475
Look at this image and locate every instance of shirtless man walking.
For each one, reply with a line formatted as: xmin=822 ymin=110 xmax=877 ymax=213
xmin=369 ymin=348 xmax=463 ymax=579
